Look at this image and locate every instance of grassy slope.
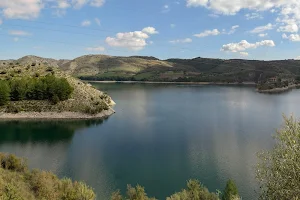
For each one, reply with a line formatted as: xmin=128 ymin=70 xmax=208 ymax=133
xmin=0 ymin=56 xmax=114 ymax=114
xmin=58 ymin=55 xmax=300 ymax=83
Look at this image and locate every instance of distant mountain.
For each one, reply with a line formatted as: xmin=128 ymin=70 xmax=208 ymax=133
xmin=58 ymin=55 xmax=300 ymax=83
xmin=2 ymin=55 xmax=300 ymax=83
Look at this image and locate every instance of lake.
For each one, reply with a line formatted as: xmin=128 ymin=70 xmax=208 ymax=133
xmin=1 ymin=83 xmax=300 ymax=199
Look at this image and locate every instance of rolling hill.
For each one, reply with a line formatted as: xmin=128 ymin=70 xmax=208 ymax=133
xmin=3 ymin=55 xmax=300 ymax=83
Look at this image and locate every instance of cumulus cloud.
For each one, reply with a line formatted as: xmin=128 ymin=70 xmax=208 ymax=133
xmin=71 ymin=0 xmax=105 ymax=8
xmin=0 ymin=0 xmax=43 ymax=19
xmin=81 ymin=20 xmax=91 ymax=26
xmin=258 ymin=33 xmax=268 ymax=37
xmin=185 ymin=0 xmax=300 ymax=36
xmin=250 ymin=23 xmax=274 ymax=33
xmin=95 ymin=18 xmax=101 ymax=26
xmin=282 ymin=33 xmax=300 ymax=42
xmin=90 ymin=0 xmax=105 ymax=7
xmin=277 ymin=20 xmax=298 ymax=33
xmin=245 ymin=12 xmax=263 ymax=20
xmin=221 ymin=40 xmax=275 ymax=54
xmin=142 ymin=27 xmax=159 ymax=34
xmin=57 ymin=0 xmax=71 ymax=9
xmin=169 ymin=38 xmax=192 ymax=44
xmin=227 ymin=25 xmax=239 ymax=34
xmin=106 ymin=28 xmax=153 ymax=51
xmin=194 ymin=29 xmax=220 ymax=37
xmin=9 ymin=30 xmax=31 ymax=36
xmin=295 ymin=56 xmax=300 ymax=60
xmin=85 ymin=46 xmax=105 ymax=52
xmin=187 ymin=0 xmax=208 ymax=7
xmin=72 ymin=0 xmax=89 ymax=9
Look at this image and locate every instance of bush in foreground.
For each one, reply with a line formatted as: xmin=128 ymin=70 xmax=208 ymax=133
xmin=256 ymin=116 xmax=300 ymax=199
xmin=0 ymin=153 xmax=96 ymax=200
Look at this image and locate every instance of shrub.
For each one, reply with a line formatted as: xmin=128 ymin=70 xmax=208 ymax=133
xmin=0 ymin=80 xmax=10 ymax=106
xmin=5 ymin=103 xmax=21 ymax=113
xmin=0 ymin=153 xmax=96 ymax=200
xmin=167 ymin=180 xmax=219 ymax=200
xmin=222 ymin=180 xmax=239 ymax=200
xmin=0 ymin=153 xmax=27 ymax=172
xmin=111 ymin=185 xmax=156 ymax=200
xmin=256 ymin=116 xmax=300 ymax=199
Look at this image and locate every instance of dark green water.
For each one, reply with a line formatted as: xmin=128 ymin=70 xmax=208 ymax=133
xmin=1 ymin=83 xmax=300 ymax=200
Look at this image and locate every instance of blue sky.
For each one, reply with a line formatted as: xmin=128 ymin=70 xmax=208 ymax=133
xmin=1 ymin=0 xmax=300 ymax=60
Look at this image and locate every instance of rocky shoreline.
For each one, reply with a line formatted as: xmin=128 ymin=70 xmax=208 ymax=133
xmin=88 ymin=80 xmax=256 ymax=85
xmin=257 ymin=84 xmax=300 ymax=94
xmin=0 ymin=108 xmax=115 ymax=120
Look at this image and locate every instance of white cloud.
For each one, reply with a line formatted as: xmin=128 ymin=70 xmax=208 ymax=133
xmin=185 ymin=0 xmax=300 ymax=37
xmin=106 ymin=31 xmax=150 ymax=51
xmin=81 ymin=20 xmax=91 ymax=27
xmin=170 ymin=24 xmax=176 ymax=28
xmin=170 ymin=38 xmax=192 ymax=44
xmin=250 ymin=23 xmax=274 ymax=33
xmin=0 ymin=0 xmax=43 ymax=19
xmin=57 ymin=0 xmax=71 ymax=9
xmin=277 ymin=21 xmax=298 ymax=33
xmin=187 ymin=0 xmax=208 ymax=7
xmin=142 ymin=27 xmax=159 ymax=34
xmin=194 ymin=29 xmax=220 ymax=37
xmin=72 ymin=0 xmax=89 ymax=9
xmin=9 ymin=30 xmax=31 ymax=36
xmin=0 ymin=19 xmax=2 ymax=25
xmin=295 ymin=56 xmax=300 ymax=60
xmin=90 ymin=0 xmax=105 ymax=7
xmin=245 ymin=12 xmax=263 ymax=20
xmin=95 ymin=18 xmax=101 ymax=26
xmin=85 ymin=46 xmax=105 ymax=52
xmin=228 ymin=25 xmax=239 ymax=34
xmin=162 ymin=4 xmax=170 ymax=13
xmin=239 ymin=52 xmax=249 ymax=57
xmin=282 ymin=33 xmax=300 ymax=42
xmin=221 ymin=40 xmax=275 ymax=53
xmin=13 ymin=37 xmax=19 ymax=42
xmin=208 ymin=13 xmax=219 ymax=18
xmin=258 ymin=33 xmax=268 ymax=37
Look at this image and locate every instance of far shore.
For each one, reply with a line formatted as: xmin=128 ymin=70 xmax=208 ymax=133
xmin=87 ymin=80 xmax=257 ymax=86
xmin=257 ymin=84 xmax=300 ymax=94
xmin=0 ymin=109 xmax=115 ymax=120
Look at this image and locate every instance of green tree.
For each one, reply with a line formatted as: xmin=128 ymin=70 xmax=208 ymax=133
xmin=256 ymin=116 xmax=300 ymax=200
xmin=167 ymin=180 xmax=219 ymax=200
xmin=222 ymin=180 xmax=239 ymax=200
xmin=0 ymin=81 xmax=10 ymax=106
xmin=9 ymin=78 xmax=27 ymax=101
xmin=111 ymin=185 xmax=156 ymax=200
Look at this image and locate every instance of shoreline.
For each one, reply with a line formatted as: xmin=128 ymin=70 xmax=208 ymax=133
xmin=257 ymin=84 xmax=300 ymax=94
xmin=87 ymin=80 xmax=257 ymax=86
xmin=0 ymin=108 xmax=115 ymax=120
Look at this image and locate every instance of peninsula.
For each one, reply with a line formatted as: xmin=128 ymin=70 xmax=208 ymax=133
xmin=0 ymin=56 xmax=115 ymax=119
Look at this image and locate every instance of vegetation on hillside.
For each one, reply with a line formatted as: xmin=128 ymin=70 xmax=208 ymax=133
xmin=0 ymin=58 xmax=114 ymax=115
xmin=53 ymin=55 xmax=300 ymax=85
xmin=0 ymin=153 xmax=96 ymax=200
xmin=0 ymin=75 xmax=73 ymax=105
xmin=111 ymin=179 xmax=241 ymax=200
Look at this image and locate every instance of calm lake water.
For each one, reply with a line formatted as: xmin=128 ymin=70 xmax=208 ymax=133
xmin=1 ymin=83 xmax=300 ymax=199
